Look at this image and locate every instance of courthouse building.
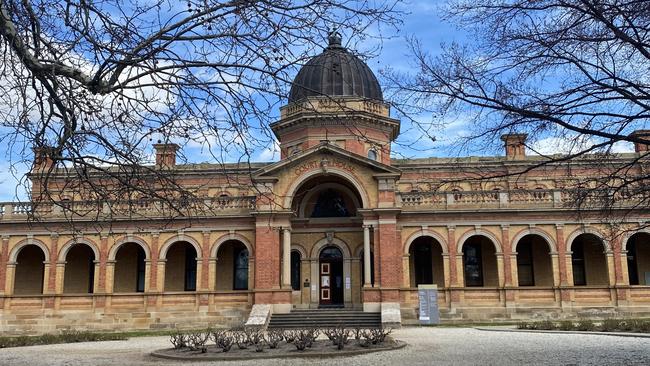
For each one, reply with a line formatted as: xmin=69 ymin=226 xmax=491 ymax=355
xmin=1 ymin=34 xmax=650 ymax=333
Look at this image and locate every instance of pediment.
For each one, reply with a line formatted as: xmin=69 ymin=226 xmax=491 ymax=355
xmin=252 ymin=142 xmax=401 ymax=181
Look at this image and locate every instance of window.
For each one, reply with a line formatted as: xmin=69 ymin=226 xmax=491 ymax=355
xmin=572 ymin=241 xmax=586 ymax=286
xmin=367 ymin=149 xmax=378 ymax=161
xmin=311 ymin=189 xmax=350 ymax=217
xmin=517 ymin=241 xmax=535 ymax=286
xmin=233 ymin=247 xmax=249 ymax=290
xmin=184 ymin=246 xmax=197 ymax=291
xmin=463 ymin=242 xmax=483 ymax=286
xmin=291 ymin=251 xmax=301 ymax=291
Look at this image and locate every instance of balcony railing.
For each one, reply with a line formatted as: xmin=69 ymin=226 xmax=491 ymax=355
xmin=398 ymin=189 xmax=642 ymax=211
xmin=0 ymin=196 xmax=257 ymax=221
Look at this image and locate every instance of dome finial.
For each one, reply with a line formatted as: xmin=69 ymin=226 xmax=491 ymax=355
xmin=328 ymin=29 xmax=342 ymax=48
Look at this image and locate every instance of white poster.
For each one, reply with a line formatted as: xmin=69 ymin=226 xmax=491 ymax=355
xmin=345 ymin=277 xmax=351 ymax=289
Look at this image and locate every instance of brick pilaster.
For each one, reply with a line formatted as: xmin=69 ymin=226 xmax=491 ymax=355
xmin=201 ymin=231 xmax=210 ymax=290
xmin=98 ymin=234 xmax=108 ymax=292
xmin=48 ymin=234 xmax=59 ymax=293
xmin=501 ymin=225 xmax=512 ymax=286
xmin=556 ymin=224 xmax=568 ymax=285
xmin=0 ymin=236 xmax=8 ymax=295
xmin=377 ymin=213 xmax=400 ymax=302
xmin=149 ymin=232 xmax=159 ymax=291
xmin=447 ymin=226 xmax=457 ymax=286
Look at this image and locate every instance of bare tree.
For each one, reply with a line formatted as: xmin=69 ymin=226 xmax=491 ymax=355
xmin=0 ymin=0 xmax=401 ymax=218
xmin=383 ymin=0 xmax=650 ymax=217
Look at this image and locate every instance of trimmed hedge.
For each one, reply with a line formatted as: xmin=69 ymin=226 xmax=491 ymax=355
xmin=0 ymin=331 xmax=128 ymax=348
xmin=517 ymin=319 xmax=650 ymax=333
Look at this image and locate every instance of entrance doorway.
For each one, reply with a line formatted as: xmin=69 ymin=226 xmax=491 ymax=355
xmin=319 ymin=246 xmax=344 ymax=307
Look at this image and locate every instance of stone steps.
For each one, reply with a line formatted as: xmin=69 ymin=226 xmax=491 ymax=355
xmin=267 ymin=309 xmax=382 ymax=329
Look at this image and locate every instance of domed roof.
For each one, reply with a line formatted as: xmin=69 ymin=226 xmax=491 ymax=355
xmin=288 ymin=32 xmax=383 ymax=103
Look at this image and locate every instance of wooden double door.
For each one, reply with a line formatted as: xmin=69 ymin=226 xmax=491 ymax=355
xmin=319 ymin=246 xmax=344 ymax=307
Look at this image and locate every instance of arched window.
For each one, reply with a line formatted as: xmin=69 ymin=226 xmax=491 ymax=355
xmin=515 ymin=235 xmax=553 ymax=287
xmin=367 ymin=149 xmax=378 ymax=161
xmin=233 ymin=247 xmax=249 ymax=290
xmin=311 ymin=189 xmax=351 ymax=217
xmin=291 ymin=251 xmax=301 ymax=291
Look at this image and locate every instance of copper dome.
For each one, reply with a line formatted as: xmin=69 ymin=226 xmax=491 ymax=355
xmin=288 ymin=32 xmax=383 ymax=103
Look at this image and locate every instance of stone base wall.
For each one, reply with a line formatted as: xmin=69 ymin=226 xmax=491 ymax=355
xmin=0 ymin=292 xmax=252 ymax=336
xmin=400 ymin=287 xmax=650 ymax=324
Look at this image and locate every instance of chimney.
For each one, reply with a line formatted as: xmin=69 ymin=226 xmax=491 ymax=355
xmin=500 ymin=133 xmax=528 ymax=159
xmin=630 ymin=130 xmax=650 ymax=153
xmin=32 ymin=146 xmax=55 ymax=173
xmin=153 ymin=143 xmax=179 ymax=167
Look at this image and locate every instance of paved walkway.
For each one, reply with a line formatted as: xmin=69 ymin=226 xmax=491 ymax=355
xmin=1 ymin=327 xmax=649 ymax=365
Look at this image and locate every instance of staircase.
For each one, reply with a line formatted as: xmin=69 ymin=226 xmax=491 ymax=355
xmin=267 ymin=309 xmax=382 ymax=329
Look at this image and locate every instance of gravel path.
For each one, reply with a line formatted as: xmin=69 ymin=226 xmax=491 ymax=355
xmin=1 ymin=327 xmax=649 ymax=365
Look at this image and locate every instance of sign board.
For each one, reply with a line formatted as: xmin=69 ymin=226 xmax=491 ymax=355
xmin=418 ymin=284 xmax=440 ymax=324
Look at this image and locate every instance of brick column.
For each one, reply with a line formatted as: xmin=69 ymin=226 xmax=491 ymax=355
xmin=447 ymin=226 xmax=458 ymax=286
xmin=201 ymin=231 xmax=210 ymax=290
xmin=254 ymin=217 xmax=288 ymax=304
xmin=48 ymin=234 xmax=59 ymax=293
xmin=149 ymin=232 xmax=159 ymax=292
xmin=98 ymin=234 xmax=108 ymax=293
xmin=556 ymin=224 xmax=568 ymax=285
xmin=501 ymin=225 xmax=513 ymax=286
xmin=377 ymin=212 xmax=401 ymax=302
xmin=0 ymin=236 xmax=8 ymax=295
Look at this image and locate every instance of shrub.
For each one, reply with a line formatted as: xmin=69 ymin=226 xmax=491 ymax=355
xmin=600 ymin=318 xmax=621 ymax=332
xmin=0 ymin=331 xmax=126 ymax=349
xmin=558 ymin=321 xmax=575 ymax=331
xmin=537 ymin=320 xmax=555 ymax=330
xmin=516 ymin=322 xmax=529 ymax=330
xmin=576 ymin=319 xmax=595 ymax=331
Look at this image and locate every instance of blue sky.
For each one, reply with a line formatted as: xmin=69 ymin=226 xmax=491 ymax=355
xmin=0 ymin=0 xmax=637 ymax=201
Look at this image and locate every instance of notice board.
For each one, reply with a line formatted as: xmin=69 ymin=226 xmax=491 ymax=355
xmin=418 ymin=284 xmax=440 ymax=324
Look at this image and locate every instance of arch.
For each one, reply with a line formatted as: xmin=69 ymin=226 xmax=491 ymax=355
xmin=298 ymin=182 xmax=362 ymax=218
xmin=404 ymin=230 xmax=449 ymax=255
xmin=9 ymin=238 xmax=50 ymax=263
xmin=457 ymin=229 xmax=502 ymax=253
xmin=113 ymin=242 xmax=146 ymax=293
xmin=291 ymin=244 xmax=308 ymax=259
xmin=211 ymin=233 xmax=254 ymax=259
xmin=566 ymin=227 xmax=612 ymax=253
xmin=58 ymin=238 xmax=100 ymax=262
xmin=623 ymin=231 xmax=650 ymax=285
xmin=569 ymin=232 xmax=610 ymax=286
xmin=621 ymin=228 xmax=650 ymax=252
xmin=159 ymin=234 xmax=202 ymax=260
xmin=310 ymin=236 xmax=352 ymax=259
xmin=108 ymin=235 xmax=151 ymax=261
xmin=511 ymin=228 xmax=557 ymax=253
xmin=12 ymin=244 xmax=46 ymax=295
xmin=283 ymin=168 xmax=370 ymax=210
